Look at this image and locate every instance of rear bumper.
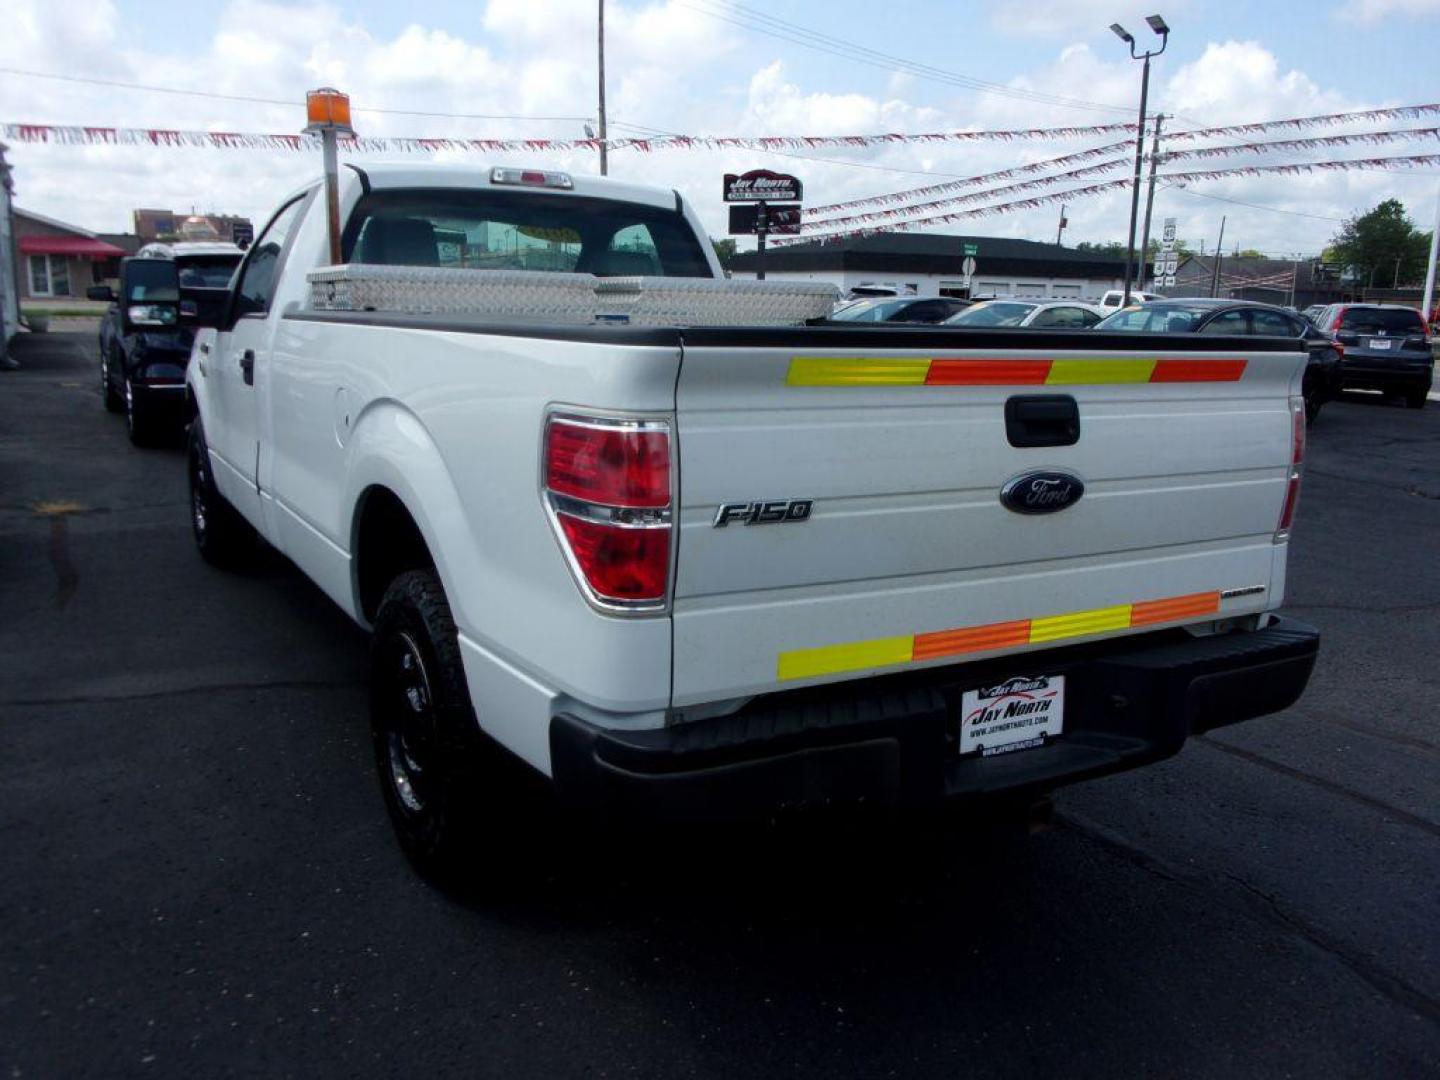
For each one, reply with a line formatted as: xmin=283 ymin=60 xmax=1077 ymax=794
xmin=550 ymin=617 xmax=1319 ymax=820
xmin=1339 ymin=356 xmax=1432 ymax=393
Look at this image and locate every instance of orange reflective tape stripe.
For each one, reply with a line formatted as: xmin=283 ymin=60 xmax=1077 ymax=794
xmin=1130 ymin=590 xmax=1221 ymax=626
xmin=1150 ymin=359 xmax=1247 ymax=382
xmin=925 ymin=359 xmax=1052 ymax=385
xmin=913 ymin=619 xmax=1032 ymax=660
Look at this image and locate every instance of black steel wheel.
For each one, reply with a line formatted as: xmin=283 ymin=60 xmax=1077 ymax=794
xmin=370 ymin=568 xmax=492 ymax=880
xmin=187 ymin=420 xmax=255 ymax=567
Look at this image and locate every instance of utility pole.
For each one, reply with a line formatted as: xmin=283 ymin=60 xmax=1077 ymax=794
xmin=1421 ymin=179 xmax=1439 ymax=333
xmin=1209 ymin=215 xmax=1226 ymax=298
xmin=1136 ymin=113 xmax=1165 ymax=291
xmin=1055 ymin=204 xmax=1068 ymax=246
xmin=597 ymin=0 xmax=608 ymax=176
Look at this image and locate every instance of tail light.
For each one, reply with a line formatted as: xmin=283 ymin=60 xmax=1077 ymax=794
xmin=544 ymin=415 xmax=672 ymax=611
xmin=1328 ymin=307 xmax=1347 ymax=332
xmin=1274 ymin=398 xmax=1305 ymax=542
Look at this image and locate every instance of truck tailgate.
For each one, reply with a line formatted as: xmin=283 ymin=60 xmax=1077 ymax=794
xmin=670 ymin=328 xmax=1304 ymax=707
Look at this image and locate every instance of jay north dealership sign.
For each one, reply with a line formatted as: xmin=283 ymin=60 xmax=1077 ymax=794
xmin=723 ymin=169 xmax=803 ymax=203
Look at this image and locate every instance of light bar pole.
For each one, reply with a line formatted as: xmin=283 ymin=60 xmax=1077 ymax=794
xmin=303 ymin=88 xmax=355 ymax=265
xmin=1111 ymin=15 xmax=1169 ymax=306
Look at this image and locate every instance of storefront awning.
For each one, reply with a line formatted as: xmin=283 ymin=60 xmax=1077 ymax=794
xmin=19 ymin=235 xmax=126 ymax=258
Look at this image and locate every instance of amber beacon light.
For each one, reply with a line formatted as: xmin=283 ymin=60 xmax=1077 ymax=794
xmin=303 ymin=88 xmax=355 ymax=264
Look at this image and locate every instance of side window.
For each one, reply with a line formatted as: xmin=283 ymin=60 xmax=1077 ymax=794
xmin=1198 ymin=309 xmax=1249 ymax=335
xmin=1079 ymin=308 xmax=1102 ymax=327
xmin=1249 ymin=309 xmax=1301 ymax=336
xmin=235 ymin=195 xmax=309 ymax=317
xmin=1031 ymin=306 xmax=1084 ymax=328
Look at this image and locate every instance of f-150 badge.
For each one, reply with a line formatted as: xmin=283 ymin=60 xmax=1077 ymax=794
xmin=713 ymin=499 xmax=813 ymax=527
xmin=1000 ymin=471 xmax=1085 ymax=515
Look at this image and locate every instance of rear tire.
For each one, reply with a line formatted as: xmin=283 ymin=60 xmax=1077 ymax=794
xmin=370 ymin=569 xmax=494 ymax=882
xmin=188 ymin=420 xmax=256 ymax=567
xmin=1302 ymin=371 xmax=1324 ymax=423
xmin=1404 ymin=388 xmax=1428 ymax=410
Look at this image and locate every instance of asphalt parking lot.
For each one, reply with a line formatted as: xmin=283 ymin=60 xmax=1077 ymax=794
xmin=2 ymin=329 xmax=1437 ymax=1078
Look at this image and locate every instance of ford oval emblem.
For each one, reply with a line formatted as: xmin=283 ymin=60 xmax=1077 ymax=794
xmin=1001 ymin=471 xmax=1085 ymax=515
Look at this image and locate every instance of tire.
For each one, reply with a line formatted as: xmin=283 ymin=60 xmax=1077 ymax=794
xmin=101 ymin=351 xmax=123 ymax=413
xmin=1404 ymin=388 xmax=1428 ymax=410
xmin=125 ymin=377 xmax=161 ymax=447
xmin=370 ymin=568 xmax=493 ymax=882
xmin=1302 ymin=371 xmax=1324 ymax=424
xmin=187 ymin=420 xmax=256 ymax=567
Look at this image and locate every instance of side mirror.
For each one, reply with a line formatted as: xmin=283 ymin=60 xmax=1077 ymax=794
xmin=86 ymin=285 xmax=116 ymax=302
xmin=118 ymin=257 xmax=180 ymax=332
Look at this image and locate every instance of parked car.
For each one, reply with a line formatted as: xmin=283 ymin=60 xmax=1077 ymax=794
xmin=176 ymin=163 xmax=1317 ymax=879
xmin=1311 ymin=303 xmax=1432 ymax=409
xmin=830 ymin=295 xmax=971 ymax=323
xmin=1094 ymin=299 xmax=1340 ymax=421
xmin=943 ymin=299 xmax=1106 ymax=329
xmin=1099 ymin=288 xmax=1165 ymax=309
xmin=89 ymin=241 xmax=243 ymax=444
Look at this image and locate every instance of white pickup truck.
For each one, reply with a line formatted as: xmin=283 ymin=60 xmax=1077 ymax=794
xmin=177 ymin=162 xmax=1318 ymax=877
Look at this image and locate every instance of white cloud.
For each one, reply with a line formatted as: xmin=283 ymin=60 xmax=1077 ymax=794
xmin=1334 ymin=0 xmax=1440 ymax=23
xmin=0 ymin=0 xmax=1428 ymax=263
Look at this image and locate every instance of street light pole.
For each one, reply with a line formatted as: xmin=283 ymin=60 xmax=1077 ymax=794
xmin=1111 ymin=16 xmax=1169 ymax=306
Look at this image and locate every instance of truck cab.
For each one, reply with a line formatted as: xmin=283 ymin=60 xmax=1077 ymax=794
xmin=91 ymin=241 xmax=243 ymax=444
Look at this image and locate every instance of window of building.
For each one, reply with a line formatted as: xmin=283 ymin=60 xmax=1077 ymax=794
xmin=27 ymin=254 xmax=71 ymax=297
xmin=1049 ymin=284 xmax=1082 ymax=297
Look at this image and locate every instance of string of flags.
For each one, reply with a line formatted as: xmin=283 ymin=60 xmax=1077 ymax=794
xmin=4 ymin=103 xmax=1437 ymax=158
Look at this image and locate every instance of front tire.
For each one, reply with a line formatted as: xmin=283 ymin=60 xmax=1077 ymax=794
xmin=188 ymin=420 xmax=256 ymax=567
xmin=125 ymin=378 xmax=161 ymax=446
xmin=101 ymin=351 xmax=123 ymax=413
xmin=370 ymin=569 xmax=491 ymax=881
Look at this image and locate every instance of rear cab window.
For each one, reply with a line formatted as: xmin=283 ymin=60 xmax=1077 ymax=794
xmin=341 ymin=189 xmax=712 ymax=277
xmin=1338 ymin=307 xmax=1426 ymax=335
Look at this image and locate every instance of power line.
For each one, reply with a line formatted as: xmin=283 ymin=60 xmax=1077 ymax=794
xmin=1162 ymin=183 xmax=1344 ymax=222
xmin=676 ymin=0 xmax=1136 ymax=117
xmin=0 ymin=66 xmax=591 ymax=123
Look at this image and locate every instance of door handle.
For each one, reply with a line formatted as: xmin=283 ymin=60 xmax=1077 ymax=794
xmin=1005 ymin=395 xmax=1080 ymax=448
xmin=240 ymin=349 xmax=255 ymax=386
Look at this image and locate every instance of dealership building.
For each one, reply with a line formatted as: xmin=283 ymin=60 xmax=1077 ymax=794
xmin=729 ymin=232 xmax=1138 ymax=300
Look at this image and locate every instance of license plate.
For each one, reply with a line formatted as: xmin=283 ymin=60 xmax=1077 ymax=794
xmin=960 ymin=675 xmax=1064 ymax=757
xmin=1369 ymin=338 xmax=1392 ymax=350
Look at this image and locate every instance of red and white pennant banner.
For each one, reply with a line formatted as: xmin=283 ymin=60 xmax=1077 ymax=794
xmin=1164 ymin=126 xmax=1440 ymax=163
xmin=6 ymin=103 xmax=1437 ymax=158
xmin=776 ymin=154 xmax=1440 ymax=246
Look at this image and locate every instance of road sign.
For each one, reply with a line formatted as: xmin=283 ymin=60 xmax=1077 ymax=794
xmin=962 ymin=243 xmax=979 ymax=257
xmin=723 ymin=170 xmax=803 ymax=202
xmin=962 ymin=255 xmax=977 ymax=278
xmin=1161 ymin=217 xmax=1177 ymax=246
xmin=728 ymin=203 xmax=801 ymax=236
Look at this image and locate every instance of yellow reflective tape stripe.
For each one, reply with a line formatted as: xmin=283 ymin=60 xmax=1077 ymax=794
xmin=787 ymin=358 xmax=930 ymax=386
xmin=1027 ymin=603 xmax=1133 ymax=644
xmin=1045 ymin=358 xmax=1157 ymax=384
xmin=776 ymin=635 xmax=916 ymax=681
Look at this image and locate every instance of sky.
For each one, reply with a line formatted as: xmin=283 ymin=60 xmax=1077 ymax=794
xmin=4 ymin=0 xmax=1440 ymax=259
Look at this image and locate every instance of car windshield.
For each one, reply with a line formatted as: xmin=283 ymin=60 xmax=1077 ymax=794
xmin=944 ymin=301 xmax=1036 ymax=327
xmin=176 ymin=255 xmax=242 ymax=288
xmin=830 ymin=298 xmax=915 ymax=322
xmin=341 ymin=189 xmax=712 ymax=276
xmin=1338 ymin=307 xmax=1425 ymax=334
xmin=123 ymin=259 xmax=179 ymax=302
xmin=1095 ymin=305 xmax=1209 ymax=332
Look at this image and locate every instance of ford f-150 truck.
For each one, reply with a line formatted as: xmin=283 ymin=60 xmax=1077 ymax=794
xmin=176 ymin=162 xmax=1318 ymax=878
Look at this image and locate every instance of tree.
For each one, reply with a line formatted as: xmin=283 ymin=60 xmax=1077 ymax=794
xmin=1329 ymin=199 xmax=1432 ymax=287
xmin=710 ymin=237 xmax=738 ymax=269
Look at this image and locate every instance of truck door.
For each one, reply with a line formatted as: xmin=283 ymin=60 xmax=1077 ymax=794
xmin=206 ymin=193 xmax=310 ymax=526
